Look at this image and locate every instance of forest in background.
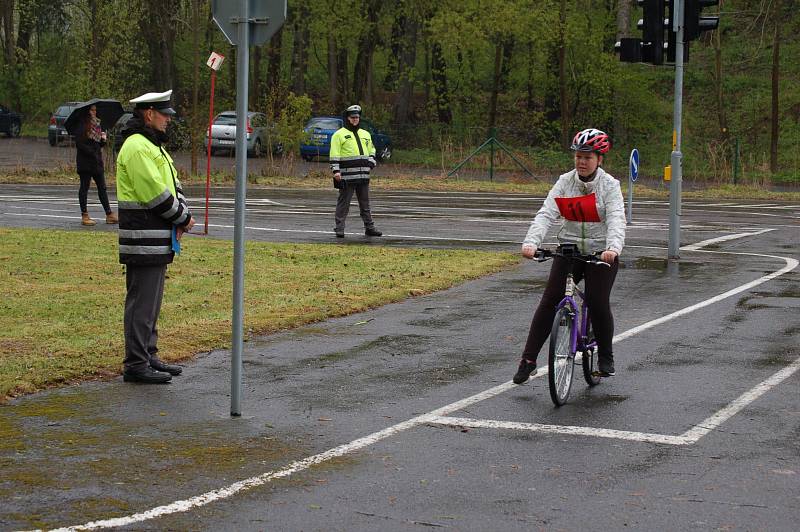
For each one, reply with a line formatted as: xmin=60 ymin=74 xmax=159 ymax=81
xmin=0 ymin=0 xmax=797 ymax=183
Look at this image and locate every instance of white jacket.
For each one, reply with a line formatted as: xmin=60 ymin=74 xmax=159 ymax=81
xmin=523 ymin=167 xmax=626 ymax=255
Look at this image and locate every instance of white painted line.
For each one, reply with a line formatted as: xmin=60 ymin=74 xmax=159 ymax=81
xmin=680 ymin=228 xmax=775 ymax=251
xmin=427 ymin=416 xmax=689 ymax=445
xmin=206 ymin=223 xmax=522 ymax=244
xmin=681 ymin=356 xmax=800 ymax=443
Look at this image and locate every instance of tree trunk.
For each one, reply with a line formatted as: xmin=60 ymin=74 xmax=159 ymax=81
xmin=558 ymin=0 xmax=569 ymax=148
xmin=337 ymin=47 xmax=349 ymax=105
xmin=392 ymin=13 xmax=418 ymax=125
xmin=190 ymin=0 xmax=200 ymax=175
xmin=713 ymin=2 xmax=727 ymax=141
xmin=142 ymin=0 xmax=179 ymax=93
xmin=431 ymin=41 xmax=451 ymax=124
xmin=327 ymin=34 xmax=339 ymax=110
xmin=0 ymin=0 xmax=14 ymax=66
xmin=353 ymin=0 xmax=381 ymax=103
xmin=770 ymin=0 xmax=781 ymax=173
xmin=488 ymin=41 xmax=502 ymax=131
xmin=252 ymin=46 xmax=262 ymax=106
xmin=267 ymin=28 xmax=282 ymax=91
xmin=290 ymin=1 xmax=310 ymax=95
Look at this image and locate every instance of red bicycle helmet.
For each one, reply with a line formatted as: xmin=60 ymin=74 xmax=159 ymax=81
xmin=570 ymin=128 xmax=611 ymax=155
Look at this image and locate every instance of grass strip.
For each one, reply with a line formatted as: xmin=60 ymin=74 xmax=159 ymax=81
xmin=0 ymin=228 xmax=518 ymax=400
xmin=1 ymin=167 xmax=797 ymax=201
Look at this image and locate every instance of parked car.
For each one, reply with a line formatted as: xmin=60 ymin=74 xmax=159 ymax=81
xmin=112 ymin=112 xmax=192 ymax=153
xmin=48 ymin=101 xmax=83 ymax=146
xmin=300 ymin=116 xmax=392 ymax=162
xmin=0 ymin=103 xmax=22 ymax=137
xmin=206 ymin=111 xmax=282 ymax=157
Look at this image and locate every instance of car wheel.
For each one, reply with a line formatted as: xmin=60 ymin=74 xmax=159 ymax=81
xmin=273 ymin=142 xmax=284 ymax=156
xmin=378 ymin=145 xmax=392 ymax=161
xmin=301 ymin=154 xmax=312 ymax=162
xmin=8 ymin=121 xmax=20 ymax=138
xmin=48 ymin=135 xmax=57 ymax=147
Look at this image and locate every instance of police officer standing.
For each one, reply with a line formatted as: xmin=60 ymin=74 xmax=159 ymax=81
xmin=331 ymin=104 xmax=382 ymax=238
xmin=116 ymin=90 xmax=194 ymax=384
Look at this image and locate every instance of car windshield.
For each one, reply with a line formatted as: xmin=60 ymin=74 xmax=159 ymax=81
xmin=56 ymin=106 xmax=77 ymax=116
xmin=214 ymin=114 xmax=237 ymax=125
xmin=306 ymin=118 xmax=340 ymax=130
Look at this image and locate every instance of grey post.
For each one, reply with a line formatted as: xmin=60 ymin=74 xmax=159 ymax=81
xmin=212 ymin=0 xmax=287 ymax=416
xmin=669 ymin=0 xmax=685 ymax=259
xmin=230 ymin=0 xmax=250 ymax=416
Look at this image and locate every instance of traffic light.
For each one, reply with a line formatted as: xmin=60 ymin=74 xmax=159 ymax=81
xmin=617 ymin=0 xmax=669 ymax=65
xmin=638 ymin=0 xmax=666 ymax=65
xmin=684 ymin=0 xmax=720 ymax=41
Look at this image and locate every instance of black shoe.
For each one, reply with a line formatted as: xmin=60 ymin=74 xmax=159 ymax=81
xmin=513 ymin=359 xmax=537 ymax=384
xmin=150 ymin=357 xmax=182 ymax=376
xmin=123 ymin=368 xmax=172 ymax=384
xmin=597 ymin=355 xmax=615 ymax=377
xmin=335 ymin=229 xmax=345 ymax=238
xmin=365 ymin=227 xmax=382 ymax=237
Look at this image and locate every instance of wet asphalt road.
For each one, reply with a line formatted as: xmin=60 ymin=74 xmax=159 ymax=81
xmin=0 ymin=184 xmax=799 ymax=531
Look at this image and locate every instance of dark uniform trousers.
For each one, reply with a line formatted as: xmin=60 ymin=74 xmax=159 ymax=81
xmin=124 ymin=264 xmax=167 ymax=372
xmin=335 ymin=180 xmax=375 ymax=232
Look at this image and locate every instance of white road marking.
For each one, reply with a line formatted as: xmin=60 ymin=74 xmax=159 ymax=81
xmin=427 ymin=416 xmax=690 ymax=445
xmin=40 ymin=248 xmax=799 ymax=531
xmin=680 ymin=228 xmax=775 ymax=251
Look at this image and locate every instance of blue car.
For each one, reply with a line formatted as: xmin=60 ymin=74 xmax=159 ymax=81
xmin=300 ymin=116 xmax=392 ymax=162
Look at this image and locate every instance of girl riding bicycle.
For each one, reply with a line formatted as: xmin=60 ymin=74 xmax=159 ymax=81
xmin=513 ymin=128 xmax=626 ymax=384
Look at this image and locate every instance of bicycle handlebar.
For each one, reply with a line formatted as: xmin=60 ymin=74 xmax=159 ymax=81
xmin=533 ymin=245 xmax=611 ymax=267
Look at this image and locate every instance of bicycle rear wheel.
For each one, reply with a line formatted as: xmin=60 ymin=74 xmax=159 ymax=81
xmin=548 ymin=307 xmax=576 ymax=406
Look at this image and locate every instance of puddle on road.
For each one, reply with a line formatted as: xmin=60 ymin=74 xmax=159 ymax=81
xmin=0 ymin=389 xmax=316 ymax=530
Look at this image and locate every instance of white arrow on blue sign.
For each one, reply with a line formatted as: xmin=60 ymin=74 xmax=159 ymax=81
xmin=629 ymin=148 xmax=640 ymax=182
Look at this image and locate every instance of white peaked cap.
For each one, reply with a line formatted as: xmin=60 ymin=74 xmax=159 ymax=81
xmin=130 ymin=90 xmax=175 ymax=115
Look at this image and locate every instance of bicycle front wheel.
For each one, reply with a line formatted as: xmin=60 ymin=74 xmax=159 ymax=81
xmin=548 ymin=307 xmax=576 ymax=406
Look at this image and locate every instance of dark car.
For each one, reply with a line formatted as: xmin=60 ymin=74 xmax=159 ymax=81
xmin=112 ymin=112 xmax=192 ymax=153
xmin=300 ymin=116 xmax=392 ymax=162
xmin=0 ymin=103 xmax=22 ymax=137
xmin=48 ymin=102 xmax=83 ymax=146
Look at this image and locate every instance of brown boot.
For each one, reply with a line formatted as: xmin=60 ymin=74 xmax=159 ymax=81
xmin=105 ymin=212 xmax=119 ymax=224
xmin=81 ymin=212 xmax=96 ymax=226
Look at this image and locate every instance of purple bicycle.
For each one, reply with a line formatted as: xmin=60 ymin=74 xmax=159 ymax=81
xmin=534 ymin=244 xmax=610 ymax=406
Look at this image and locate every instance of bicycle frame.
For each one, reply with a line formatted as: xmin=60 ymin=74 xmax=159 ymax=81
xmin=555 ymin=273 xmax=597 ymax=359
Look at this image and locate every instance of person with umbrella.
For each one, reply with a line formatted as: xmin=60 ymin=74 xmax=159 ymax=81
xmin=69 ymin=101 xmax=120 ymax=225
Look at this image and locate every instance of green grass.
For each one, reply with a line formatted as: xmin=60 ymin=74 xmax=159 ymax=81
xmin=0 ymin=228 xmax=519 ymax=400
xmin=2 ymin=167 xmax=797 ymax=200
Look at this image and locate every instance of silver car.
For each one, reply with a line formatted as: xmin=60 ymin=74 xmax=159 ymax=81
xmin=206 ymin=111 xmax=282 ymax=157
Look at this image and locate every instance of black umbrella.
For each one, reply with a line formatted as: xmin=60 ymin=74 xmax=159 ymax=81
xmin=63 ymin=98 xmax=125 ymax=136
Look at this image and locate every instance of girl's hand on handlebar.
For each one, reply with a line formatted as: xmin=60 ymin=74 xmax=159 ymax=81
xmin=600 ymin=250 xmax=618 ymax=264
xmin=521 ymin=244 xmax=537 ymax=259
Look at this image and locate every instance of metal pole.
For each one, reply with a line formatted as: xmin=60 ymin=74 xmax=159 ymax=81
xmin=668 ymin=0 xmax=684 ymax=260
xmin=231 ymin=0 xmax=249 ymax=417
xmin=489 ymin=128 xmax=495 ymax=181
xmin=204 ymin=69 xmax=216 ymax=235
xmin=627 ymin=177 xmax=633 ymax=225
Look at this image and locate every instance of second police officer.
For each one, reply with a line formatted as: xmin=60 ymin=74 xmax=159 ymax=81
xmin=330 ymin=104 xmax=382 ymax=238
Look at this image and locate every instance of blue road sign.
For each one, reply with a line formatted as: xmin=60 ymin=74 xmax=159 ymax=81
xmin=629 ymin=148 xmax=640 ymax=182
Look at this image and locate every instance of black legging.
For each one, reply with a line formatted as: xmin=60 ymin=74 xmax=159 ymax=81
xmin=522 ymin=255 xmax=619 ymax=362
xmin=78 ymin=171 xmax=112 ymax=214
